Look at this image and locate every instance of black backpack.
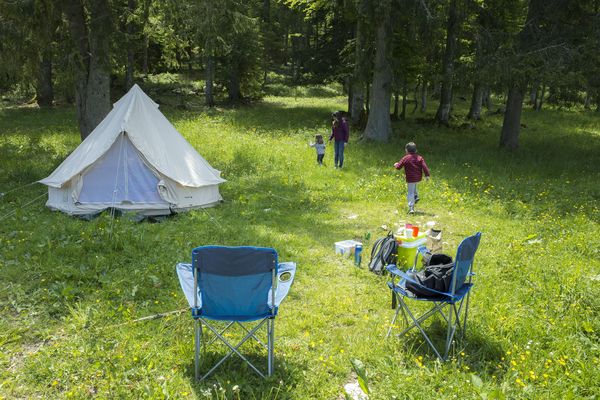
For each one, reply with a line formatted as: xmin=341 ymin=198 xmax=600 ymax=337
xmin=405 ymin=253 xmax=454 ymax=297
xmin=368 ymin=232 xmax=398 ymax=275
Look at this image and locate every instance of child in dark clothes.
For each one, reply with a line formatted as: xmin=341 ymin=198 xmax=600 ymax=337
xmin=394 ymin=142 xmax=431 ymax=214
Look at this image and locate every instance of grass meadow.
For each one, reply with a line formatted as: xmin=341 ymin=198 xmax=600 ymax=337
xmin=0 ymin=84 xmax=599 ymax=399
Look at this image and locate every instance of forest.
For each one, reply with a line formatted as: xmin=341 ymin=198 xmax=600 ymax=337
xmin=1 ymin=1 xmax=600 ymax=399
xmin=1 ymin=0 xmax=599 ymax=145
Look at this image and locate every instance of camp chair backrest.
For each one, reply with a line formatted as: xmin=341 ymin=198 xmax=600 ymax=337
xmin=450 ymin=233 xmax=482 ymax=294
xmin=192 ymin=246 xmax=277 ymax=321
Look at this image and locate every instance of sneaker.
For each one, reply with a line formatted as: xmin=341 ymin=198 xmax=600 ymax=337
xmin=414 ymin=194 xmax=420 ymax=203
xmin=408 ymin=207 xmax=415 ymax=214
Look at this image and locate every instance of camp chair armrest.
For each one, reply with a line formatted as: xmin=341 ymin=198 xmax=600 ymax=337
xmin=386 ymin=264 xmax=403 ymax=276
xmin=417 ymin=245 xmax=429 ymax=255
xmin=176 ymin=262 xmax=202 ymax=309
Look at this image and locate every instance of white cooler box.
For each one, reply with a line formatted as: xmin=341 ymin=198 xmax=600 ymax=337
xmin=334 ymin=240 xmax=362 ymax=257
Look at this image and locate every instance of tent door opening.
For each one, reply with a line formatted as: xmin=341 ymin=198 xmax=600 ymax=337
xmin=78 ymin=133 xmax=168 ymax=206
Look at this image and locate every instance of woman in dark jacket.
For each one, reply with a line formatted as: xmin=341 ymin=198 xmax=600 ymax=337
xmin=329 ymin=112 xmax=349 ymax=168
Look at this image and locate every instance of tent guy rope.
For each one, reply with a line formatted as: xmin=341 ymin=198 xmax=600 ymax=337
xmin=0 ymin=181 xmax=40 ymax=198
xmin=0 ymin=192 xmax=47 ymax=222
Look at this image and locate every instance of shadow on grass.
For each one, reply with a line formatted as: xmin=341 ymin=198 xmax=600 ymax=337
xmin=392 ymin=317 xmax=505 ymax=376
xmin=186 ymin=352 xmax=305 ymax=398
xmin=184 ymin=322 xmax=307 ymax=398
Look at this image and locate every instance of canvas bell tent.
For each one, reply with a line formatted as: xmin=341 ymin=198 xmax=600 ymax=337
xmin=39 ymin=84 xmax=225 ymax=217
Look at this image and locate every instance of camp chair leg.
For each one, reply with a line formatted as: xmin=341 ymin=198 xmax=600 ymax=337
xmin=436 ymin=302 xmax=451 ymax=323
xmin=195 ymin=319 xmax=202 ymax=381
xmin=443 ymin=303 xmax=456 ymax=360
xmin=400 ymin=300 xmax=444 ymax=360
xmin=443 ymin=305 xmax=452 ymax=360
xmin=452 ymin=303 xmax=463 ymax=334
xmin=396 ymin=302 xmax=443 ymax=338
xmin=387 ymin=295 xmax=403 ymax=338
xmin=267 ymin=318 xmax=275 ymax=376
xmin=238 ymin=321 xmax=267 ymax=348
xmin=462 ymin=291 xmax=471 ymax=338
xmin=400 ymin=304 xmax=409 ymax=331
xmin=201 ymin=318 xmax=268 ymax=380
xmin=206 ymin=321 xmax=235 ymax=347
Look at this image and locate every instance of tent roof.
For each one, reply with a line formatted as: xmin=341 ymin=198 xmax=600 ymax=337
xmin=40 ymin=84 xmax=226 ymax=188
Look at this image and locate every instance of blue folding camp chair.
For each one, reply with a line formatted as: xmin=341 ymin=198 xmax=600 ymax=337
xmin=386 ymin=232 xmax=481 ymax=360
xmin=176 ymin=246 xmax=296 ymax=380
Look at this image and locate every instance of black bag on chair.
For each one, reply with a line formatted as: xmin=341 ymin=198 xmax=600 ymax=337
xmin=405 ymin=253 xmax=454 ymax=297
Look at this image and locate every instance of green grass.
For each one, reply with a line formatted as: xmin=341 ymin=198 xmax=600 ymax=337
xmin=0 ymin=89 xmax=599 ymax=399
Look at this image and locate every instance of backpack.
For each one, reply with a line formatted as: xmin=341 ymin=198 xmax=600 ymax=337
xmin=368 ymin=232 xmax=398 ymax=275
xmin=404 ymin=253 xmax=454 ymax=297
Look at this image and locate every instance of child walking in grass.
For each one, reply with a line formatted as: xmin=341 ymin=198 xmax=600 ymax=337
xmin=394 ymin=142 xmax=430 ymax=214
xmin=309 ymin=134 xmax=326 ymax=165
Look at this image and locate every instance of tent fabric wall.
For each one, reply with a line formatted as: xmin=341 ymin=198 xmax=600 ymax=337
xmin=40 ymin=85 xmax=225 ymax=216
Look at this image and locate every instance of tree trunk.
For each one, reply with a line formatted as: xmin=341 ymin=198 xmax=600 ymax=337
xmin=36 ymin=49 xmax=53 ymax=108
xmin=350 ymin=0 xmax=368 ymax=126
xmin=499 ymin=86 xmax=523 ymax=150
xmin=365 ymin=83 xmax=370 ymax=113
xmin=125 ymin=0 xmax=136 ymax=89
xmin=412 ymin=81 xmax=419 ymax=114
xmin=262 ymin=0 xmax=270 ymax=21
xmin=498 ymin=0 xmax=543 ymax=149
xmin=64 ymin=0 xmax=112 ymax=141
xmin=227 ymin=62 xmax=241 ymax=104
xmin=205 ymin=53 xmax=215 ymax=107
xmin=468 ymin=32 xmax=484 ymax=120
xmin=532 ymin=87 xmax=539 ymax=110
xmin=393 ymin=92 xmax=399 ymax=120
xmin=126 ymin=51 xmax=135 ymax=89
xmin=363 ymin=1 xmax=392 ymax=142
xmin=536 ymin=85 xmax=545 ymax=111
xmin=347 ymin=78 xmax=353 ymax=114
xmin=467 ymin=83 xmax=483 ymax=120
xmin=483 ymin=87 xmax=493 ymax=110
xmin=530 ymin=86 xmax=537 ymax=106
xmin=261 ymin=0 xmax=270 ymax=85
xmin=142 ymin=0 xmax=151 ymax=76
xmin=401 ymin=81 xmax=408 ymax=120
xmin=584 ymin=92 xmax=591 ymax=109
xmin=435 ymin=0 xmax=459 ymax=125
xmin=420 ymin=80 xmax=427 ymax=112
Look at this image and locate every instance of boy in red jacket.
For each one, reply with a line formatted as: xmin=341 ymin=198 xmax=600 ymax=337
xmin=394 ymin=142 xmax=430 ymax=214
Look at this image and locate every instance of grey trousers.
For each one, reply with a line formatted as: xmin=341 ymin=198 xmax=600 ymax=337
xmin=407 ymin=182 xmax=418 ymax=208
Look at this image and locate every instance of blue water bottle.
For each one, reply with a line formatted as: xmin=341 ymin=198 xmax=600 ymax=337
xmin=354 ymin=244 xmax=363 ymax=266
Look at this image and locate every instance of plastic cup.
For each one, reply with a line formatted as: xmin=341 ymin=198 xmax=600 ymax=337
xmin=405 ymin=223 xmax=413 ymax=229
xmin=412 ymin=226 xmax=419 ymax=237
xmin=405 ymin=228 xmax=413 ymax=237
